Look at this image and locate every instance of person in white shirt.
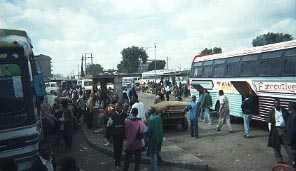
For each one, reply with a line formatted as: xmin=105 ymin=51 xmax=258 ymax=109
xmin=267 ymin=98 xmax=294 ymax=165
xmin=131 ymin=98 xmax=146 ymax=121
xmin=165 ymin=85 xmax=170 ymax=101
xmin=216 ymin=90 xmax=233 ymax=132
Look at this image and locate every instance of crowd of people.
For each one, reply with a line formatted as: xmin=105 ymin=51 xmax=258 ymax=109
xmin=140 ymin=80 xmax=190 ymax=101
xmin=1 ymin=80 xmax=295 ymax=170
xmin=35 ymin=83 xmax=164 ymax=171
xmin=102 ymin=92 xmax=164 ymax=171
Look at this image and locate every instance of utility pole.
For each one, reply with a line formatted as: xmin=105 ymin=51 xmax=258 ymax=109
xmin=90 ymin=53 xmax=93 ymax=64
xmin=166 ymin=56 xmax=169 ymax=70
xmin=84 ymin=54 xmax=87 ymax=75
xmin=77 ymin=64 xmax=79 ymax=79
xmin=154 ymin=42 xmax=157 ymax=95
xmin=83 ymin=53 xmax=94 ymax=77
xmin=81 ymin=55 xmax=84 ymax=77
xmin=154 ymin=43 xmax=157 ymax=71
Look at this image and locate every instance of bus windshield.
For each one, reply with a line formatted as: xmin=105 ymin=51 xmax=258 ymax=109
xmin=84 ymin=81 xmax=92 ymax=86
xmin=0 ymin=63 xmax=25 ymax=114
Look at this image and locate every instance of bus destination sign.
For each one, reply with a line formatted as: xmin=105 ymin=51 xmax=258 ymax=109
xmin=254 ymin=81 xmax=296 ymax=94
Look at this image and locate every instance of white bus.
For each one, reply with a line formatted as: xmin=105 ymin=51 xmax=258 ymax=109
xmin=190 ymin=40 xmax=296 ymax=121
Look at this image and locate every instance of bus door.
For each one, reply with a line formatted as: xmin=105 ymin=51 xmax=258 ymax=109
xmin=190 ymin=80 xmax=214 ymax=96
xmin=231 ymin=81 xmax=256 ymax=97
xmin=231 ymin=81 xmax=258 ymax=119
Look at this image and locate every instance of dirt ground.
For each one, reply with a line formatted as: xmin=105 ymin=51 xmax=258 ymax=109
xmin=139 ymin=92 xmax=287 ymax=171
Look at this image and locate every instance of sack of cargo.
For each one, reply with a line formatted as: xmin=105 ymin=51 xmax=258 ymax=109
xmin=151 ymin=101 xmax=187 ymax=112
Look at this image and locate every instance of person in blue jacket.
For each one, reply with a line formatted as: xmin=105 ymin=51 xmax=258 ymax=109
xmin=185 ymin=95 xmax=200 ymax=138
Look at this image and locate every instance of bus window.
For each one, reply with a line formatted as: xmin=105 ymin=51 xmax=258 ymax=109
xmin=192 ymin=62 xmax=202 ymax=77
xmin=0 ymin=64 xmax=21 ymax=76
xmin=203 ymin=61 xmax=213 ymax=77
xmin=261 ymin=50 xmax=282 ymax=59
xmin=241 ymin=55 xmax=258 ymax=76
xmin=226 ymin=57 xmax=240 ymax=77
xmin=193 ymin=66 xmax=203 ymax=77
xmin=213 ymin=59 xmax=225 ymax=77
xmin=283 ymin=48 xmax=296 ymax=76
xmin=0 ymin=64 xmax=25 ymax=114
xmin=84 ymin=81 xmax=93 ymax=86
xmin=258 ymin=51 xmax=283 ymax=76
xmin=50 ymin=82 xmax=57 ymax=87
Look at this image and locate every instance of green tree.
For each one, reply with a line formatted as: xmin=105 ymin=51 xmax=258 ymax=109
xmin=200 ymin=47 xmax=222 ymax=56
xmin=148 ymin=60 xmax=166 ymax=71
xmin=86 ymin=64 xmax=104 ymax=76
xmin=213 ymin=47 xmax=222 ymax=54
xmin=117 ymin=46 xmax=148 ymax=73
xmin=252 ymin=32 xmax=293 ymax=47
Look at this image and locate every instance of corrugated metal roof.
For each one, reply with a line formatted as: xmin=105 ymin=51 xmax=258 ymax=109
xmin=193 ymin=40 xmax=296 ymax=63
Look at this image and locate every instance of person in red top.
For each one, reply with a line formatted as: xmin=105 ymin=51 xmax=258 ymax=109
xmin=124 ymin=108 xmax=145 ymax=171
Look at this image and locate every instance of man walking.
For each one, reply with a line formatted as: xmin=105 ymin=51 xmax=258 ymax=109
xmin=165 ymin=85 xmax=170 ymax=101
xmin=202 ymin=89 xmax=212 ymax=125
xmin=86 ymin=92 xmax=96 ymax=129
xmin=268 ymin=98 xmax=294 ymax=165
xmin=61 ymin=99 xmax=76 ymax=151
xmin=110 ymin=103 xmax=126 ymax=169
xmin=186 ymin=95 xmax=200 ymax=138
xmin=216 ymin=90 xmax=233 ymax=132
xmin=147 ymin=107 xmax=164 ymax=171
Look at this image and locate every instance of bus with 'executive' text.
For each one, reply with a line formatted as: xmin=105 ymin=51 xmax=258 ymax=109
xmin=190 ymin=40 xmax=296 ymax=122
xmin=0 ymin=29 xmax=45 ymax=170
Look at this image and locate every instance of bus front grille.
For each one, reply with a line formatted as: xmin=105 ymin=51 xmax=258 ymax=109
xmin=0 ymin=112 xmax=28 ymax=130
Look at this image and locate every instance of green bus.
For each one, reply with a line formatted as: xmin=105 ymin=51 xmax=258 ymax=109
xmin=0 ymin=29 xmax=44 ymax=170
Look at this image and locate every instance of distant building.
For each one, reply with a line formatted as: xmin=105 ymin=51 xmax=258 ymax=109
xmin=35 ymin=54 xmax=52 ymax=81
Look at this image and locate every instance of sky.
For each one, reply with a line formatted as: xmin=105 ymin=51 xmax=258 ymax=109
xmin=0 ymin=0 xmax=295 ymax=76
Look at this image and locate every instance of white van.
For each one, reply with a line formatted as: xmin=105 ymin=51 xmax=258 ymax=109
xmin=45 ymin=81 xmax=59 ymax=94
xmin=77 ymin=79 xmax=93 ymax=91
